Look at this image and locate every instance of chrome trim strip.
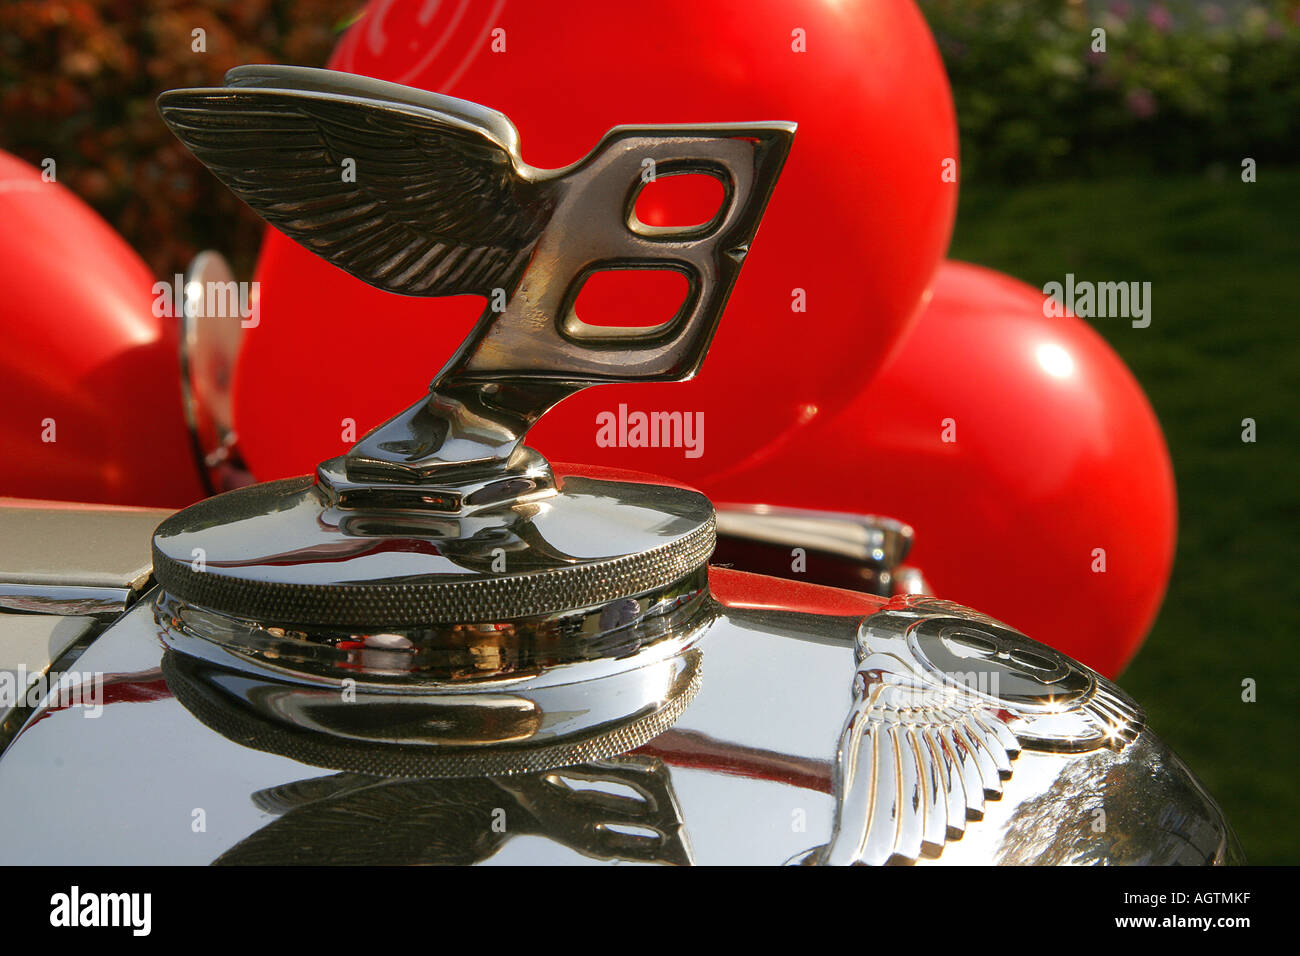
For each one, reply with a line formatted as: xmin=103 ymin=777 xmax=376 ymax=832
xmin=0 ymin=585 xmax=135 ymax=617
xmin=714 ymin=504 xmax=914 ymax=566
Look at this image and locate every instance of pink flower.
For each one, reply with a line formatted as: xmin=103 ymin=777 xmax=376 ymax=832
xmin=1147 ymin=4 xmax=1174 ymax=32
xmin=1126 ymin=87 xmax=1157 ymax=119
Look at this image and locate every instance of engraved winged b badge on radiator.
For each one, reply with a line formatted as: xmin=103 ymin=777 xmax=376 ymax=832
xmin=798 ymin=596 xmax=1145 ymax=866
xmin=159 ymin=65 xmax=793 ymax=499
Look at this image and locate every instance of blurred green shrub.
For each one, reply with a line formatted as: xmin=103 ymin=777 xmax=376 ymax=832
xmin=0 ymin=0 xmax=359 ymax=277
xmin=920 ymin=0 xmax=1300 ymax=181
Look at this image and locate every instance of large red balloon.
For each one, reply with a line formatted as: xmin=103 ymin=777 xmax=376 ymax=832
xmin=0 ymin=151 xmax=203 ymax=507
xmin=235 ymin=0 xmax=958 ymax=483
xmin=706 ymin=261 xmax=1177 ymax=677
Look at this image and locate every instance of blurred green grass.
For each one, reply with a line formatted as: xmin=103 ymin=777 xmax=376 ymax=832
xmin=948 ymin=167 xmax=1300 ymax=864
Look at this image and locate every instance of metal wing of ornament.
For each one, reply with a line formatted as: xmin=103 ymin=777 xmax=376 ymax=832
xmin=802 ymin=596 xmax=1145 ymax=866
xmin=158 ymin=64 xmax=549 ymax=298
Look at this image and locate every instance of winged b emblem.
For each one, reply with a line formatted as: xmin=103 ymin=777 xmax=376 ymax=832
xmin=800 ymin=596 xmax=1145 ymax=866
xmin=159 ymin=66 xmax=794 ymax=486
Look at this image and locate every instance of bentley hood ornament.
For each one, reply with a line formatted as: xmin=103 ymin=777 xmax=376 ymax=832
xmin=0 ymin=67 xmax=1238 ymax=866
xmin=151 ymin=64 xmax=791 ymax=635
xmin=158 ymin=65 xmax=792 ymax=490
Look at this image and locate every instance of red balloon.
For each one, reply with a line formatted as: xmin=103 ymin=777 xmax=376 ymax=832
xmin=706 ymin=262 xmax=1177 ymax=677
xmin=0 ymin=151 xmax=203 ymax=507
xmin=235 ymin=0 xmax=958 ymax=483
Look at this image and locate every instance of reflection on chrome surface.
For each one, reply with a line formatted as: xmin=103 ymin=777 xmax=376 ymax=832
xmin=0 ymin=586 xmax=1240 ymax=866
xmin=217 ymin=757 xmax=692 ymax=866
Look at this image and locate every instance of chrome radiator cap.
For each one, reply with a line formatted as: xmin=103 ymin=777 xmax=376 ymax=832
xmin=144 ymin=64 xmax=791 ymax=776
xmin=151 ymin=474 xmax=716 ymax=632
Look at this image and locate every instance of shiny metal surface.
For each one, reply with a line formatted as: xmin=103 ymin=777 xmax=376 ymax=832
xmin=713 ymin=505 xmax=921 ymax=597
xmin=0 ymin=613 xmax=98 ymax=738
xmin=0 ymin=575 xmax=1238 ymax=865
xmin=0 ymin=499 xmax=166 ymax=618
xmin=211 ymin=756 xmax=695 ymax=865
xmin=890 ymin=565 xmax=930 ymax=597
xmin=798 ymin=596 xmax=1143 ymax=866
xmin=0 ymin=585 xmax=130 ymax=617
xmin=151 ymin=475 xmax=715 ymax=630
xmin=0 ymin=498 xmax=165 ymax=742
xmin=715 ymin=506 xmax=914 ymax=566
xmin=0 ymin=497 xmax=168 ymax=601
xmin=178 ymin=250 xmax=251 ymax=494
xmin=150 ymin=568 xmax=711 ymax=775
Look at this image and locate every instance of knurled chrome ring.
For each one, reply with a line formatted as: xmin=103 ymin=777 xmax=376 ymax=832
xmin=153 ymin=515 xmax=715 ymax=629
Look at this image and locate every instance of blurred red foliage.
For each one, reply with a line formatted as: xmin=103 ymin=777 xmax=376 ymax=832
xmin=0 ymin=0 xmax=360 ymax=277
